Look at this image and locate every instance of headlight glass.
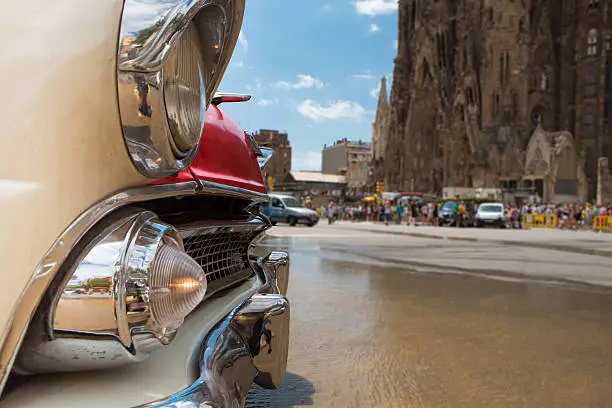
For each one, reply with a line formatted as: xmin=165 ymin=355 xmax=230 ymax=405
xmin=163 ymin=24 xmax=207 ymax=155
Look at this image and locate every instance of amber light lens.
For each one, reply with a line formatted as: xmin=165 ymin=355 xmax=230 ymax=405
xmin=163 ymin=24 xmax=206 ymax=155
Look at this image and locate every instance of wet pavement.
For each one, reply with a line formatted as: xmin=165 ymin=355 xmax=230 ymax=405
xmin=246 ymin=224 xmax=612 ymax=407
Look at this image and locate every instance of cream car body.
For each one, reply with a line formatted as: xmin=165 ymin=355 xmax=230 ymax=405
xmin=0 ymin=1 xmax=290 ymax=406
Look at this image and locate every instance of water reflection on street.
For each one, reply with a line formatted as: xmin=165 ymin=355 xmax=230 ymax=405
xmin=247 ymin=230 xmax=612 ymax=408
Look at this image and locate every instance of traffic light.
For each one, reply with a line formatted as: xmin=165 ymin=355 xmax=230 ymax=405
xmin=376 ymin=181 xmax=384 ymax=195
xmin=267 ymin=176 xmax=275 ymax=191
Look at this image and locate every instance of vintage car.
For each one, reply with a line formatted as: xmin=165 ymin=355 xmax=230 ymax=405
xmin=0 ymin=0 xmax=290 ymax=406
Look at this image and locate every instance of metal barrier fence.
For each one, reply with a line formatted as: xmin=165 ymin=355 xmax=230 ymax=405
xmin=593 ymin=216 xmax=612 ymax=232
xmin=522 ymin=214 xmax=558 ymax=228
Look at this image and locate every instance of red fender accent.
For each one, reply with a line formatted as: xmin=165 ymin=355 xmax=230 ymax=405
xmin=189 ymin=105 xmax=266 ymax=193
xmin=149 ymin=106 xmax=266 ymax=194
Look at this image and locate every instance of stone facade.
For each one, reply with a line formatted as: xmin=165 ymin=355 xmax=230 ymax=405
xmin=376 ymin=0 xmax=612 ymax=201
xmin=322 ymin=139 xmax=372 ymax=194
xmin=597 ymin=157 xmax=612 ymax=205
xmin=372 ymin=76 xmax=390 ymax=184
xmin=252 ymin=129 xmax=292 ymax=188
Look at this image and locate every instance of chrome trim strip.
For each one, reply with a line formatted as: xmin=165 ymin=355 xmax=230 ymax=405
xmin=0 ymin=180 xmax=268 ymax=394
xmin=197 ymin=179 xmax=270 ymax=202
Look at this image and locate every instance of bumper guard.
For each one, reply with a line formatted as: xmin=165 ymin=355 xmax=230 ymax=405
xmin=144 ymin=251 xmax=290 ymax=408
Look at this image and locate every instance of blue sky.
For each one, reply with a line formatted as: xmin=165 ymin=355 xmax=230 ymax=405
xmin=217 ymin=0 xmax=398 ymax=171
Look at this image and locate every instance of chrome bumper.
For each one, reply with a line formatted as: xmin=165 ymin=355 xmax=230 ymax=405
xmin=145 ymin=251 xmax=290 ymax=408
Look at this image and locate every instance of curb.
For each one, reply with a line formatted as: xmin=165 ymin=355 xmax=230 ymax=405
xmin=335 ymin=226 xmax=612 ymax=258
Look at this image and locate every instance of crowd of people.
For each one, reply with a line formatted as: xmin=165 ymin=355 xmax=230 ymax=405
xmin=320 ymin=200 xmax=441 ymax=226
xmin=319 ymin=199 xmax=612 ymax=230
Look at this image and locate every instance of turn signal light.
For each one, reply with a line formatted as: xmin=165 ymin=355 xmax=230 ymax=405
xmin=53 ymin=210 xmax=206 ymax=348
xmin=148 ymin=242 xmax=207 ymax=337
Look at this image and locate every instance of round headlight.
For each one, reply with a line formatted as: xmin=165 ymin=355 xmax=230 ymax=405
xmin=163 ymin=24 xmax=206 ymax=155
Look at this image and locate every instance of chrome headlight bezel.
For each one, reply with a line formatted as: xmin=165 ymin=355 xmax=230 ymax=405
xmin=51 ymin=210 xmax=207 ymax=347
xmin=117 ymin=0 xmax=245 ymax=178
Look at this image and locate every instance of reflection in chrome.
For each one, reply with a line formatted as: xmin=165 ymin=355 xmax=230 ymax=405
xmin=117 ymin=0 xmax=245 ymax=177
xmin=0 ymin=180 xmax=268 ymax=394
xmin=180 ymin=218 xmax=269 ymax=297
xmin=16 ymin=210 xmax=207 ymax=374
xmin=144 ymin=252 xmax=291 ymax=407
xmin=53 ymin=210 xmax=206 ymax=345
xmin=259 ymin=251 xmax=290 ymax=296
xmin=0 ymin=181 xmax=200 ymax=394
xmin=257 ymin=147 xmax=274 ymax=171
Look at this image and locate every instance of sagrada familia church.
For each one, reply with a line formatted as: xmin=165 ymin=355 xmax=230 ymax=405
xmin=372 ymin=0 xmax=612 ymax=204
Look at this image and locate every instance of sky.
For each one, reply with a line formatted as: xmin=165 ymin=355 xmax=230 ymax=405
xmin=217 ymin=0 xmax=399 ymax=171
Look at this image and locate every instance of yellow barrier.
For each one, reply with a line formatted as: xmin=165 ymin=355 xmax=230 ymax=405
xmin=522 ymin=214 xmax=558 ymax=228
xmin=593 ymin=215 xmax=612 ymax=232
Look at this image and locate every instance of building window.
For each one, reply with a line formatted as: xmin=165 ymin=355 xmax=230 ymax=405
xmin=540 ymin=72 xmax=549 ymax=90
xmin=588 ymin=0 xmax=599 ymax=8
xmin=607 ymin=60 xmax=612 ymax=92
xmin=466 ymin=87 xmax=475 ymax=104
xmin=575 ymin=42 xmax=581 ymax=62
xmin=583 ymin=103 xmax=597 ymax=138
xmin=587 ymin=28 xmax=599 ymax=56
xmin=493 ymin=92 xmax=500 ymax=119
xmin=585 ymin=64 xmax=598 ymax=96
xmin=605 ymin=99 xmax=612 ymax=132
xmin=605 ymin=33 xmax=611 ymax=52
xmin=499 ymin=52 xmax=510 ymax=85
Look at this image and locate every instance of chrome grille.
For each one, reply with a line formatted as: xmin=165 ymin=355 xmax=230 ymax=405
xmin=180 ymin=222 xmax=266 ymax=295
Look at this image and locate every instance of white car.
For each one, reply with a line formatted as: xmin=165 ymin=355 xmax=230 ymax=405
xmin=474 ymin=203 xmax=507 ymax=228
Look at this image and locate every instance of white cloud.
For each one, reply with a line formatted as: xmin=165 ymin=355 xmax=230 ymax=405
xmin=370 ymin=87 xmax=380 ymax=99
xmin=353 ymin=0 xmax=398 ymax=16
xmin=292 ymin=151 xmax=322 ymax=171
xmin=256 ymin=98 xmax=274 ymax=107
xmin=393 ymin=39 xmax=398 ymax=50
xmin=322 ymin=3 xmax=332 ymax=11
xmin=277 ymin=74 xmax=325 ymax=90
xmin=231 ymin=60 xmax=244 ymax=68
xmin=352 ymin=73 xmax=375 ymax=80
xmin=238 ymin=30 xmax=248 ymax=50
xmin=368 ymin=23 xmax=380 ymax=33
xmin=297 ymin=99 xmax=368 ymax=121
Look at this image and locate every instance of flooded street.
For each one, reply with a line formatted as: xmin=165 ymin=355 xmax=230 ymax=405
xmin=247 ymin=224 xmax=612 ymax=407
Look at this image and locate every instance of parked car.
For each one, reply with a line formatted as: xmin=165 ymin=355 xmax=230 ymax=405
xmin=474 ymin=203 xmax=507 ymax=228
xmin=439 ymin=201 xmax=477 ymax=227
xmin=261 ymin=194 xmax=320 ymax=226
xmin=439 ymin=197 xmax=491 ymax=227
xmin=0 ymin=1 xmax=290 ymax=407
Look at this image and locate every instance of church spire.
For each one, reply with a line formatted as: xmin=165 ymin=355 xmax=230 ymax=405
xmin=375 ymin=75 xmax=388 ymax=123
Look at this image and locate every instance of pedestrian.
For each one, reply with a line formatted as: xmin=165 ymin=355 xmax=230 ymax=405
xmin=457 ymin=201 xmax=466 ymax=228
xmin=432 ymin=201 xmax=440 ymax=226
xmin=411 ymin=200 xmax=420 ymax=226
xmin=425 ymin=202 xmax=433 ymax=226
xmin=384 ymin=201 xmax=392 ymax=226
xmin=395 ymin=201 xmax=404 ymax=225
xmin=327 ymin=202 xmax=335 ymax=225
